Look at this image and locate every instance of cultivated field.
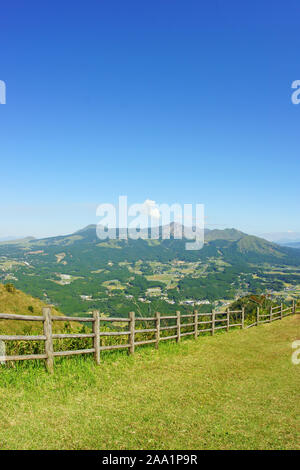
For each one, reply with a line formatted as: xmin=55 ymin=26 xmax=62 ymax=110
xmin=0 ymin=315 xmax=299 ymax=450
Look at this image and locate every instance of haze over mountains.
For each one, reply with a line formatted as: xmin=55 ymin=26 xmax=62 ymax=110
xmin=281 ymin=241 xmax=300 ymax=249
xmin=0 ymin=236 xmax=20 ymax=242
xmin=261 ymin=232 xmax=300 ymax=245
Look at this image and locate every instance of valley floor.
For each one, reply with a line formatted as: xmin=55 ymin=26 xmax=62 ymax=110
xmin=0 ymin=315 xmax=299 ymax=450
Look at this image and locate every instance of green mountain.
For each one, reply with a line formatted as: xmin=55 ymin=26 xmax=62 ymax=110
xmin=0 ymin=225 xmax=299 ymax=318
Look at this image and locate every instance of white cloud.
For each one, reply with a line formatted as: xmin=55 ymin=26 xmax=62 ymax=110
xmin=141 ymin=199 xmax=161 ymax=219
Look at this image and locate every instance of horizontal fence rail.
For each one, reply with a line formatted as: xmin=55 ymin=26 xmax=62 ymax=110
xmin=0 ymin=299 xmax=299 ymax=372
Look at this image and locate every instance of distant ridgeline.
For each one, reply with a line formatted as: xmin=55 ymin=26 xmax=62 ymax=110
xmin=0 ymin=225 xmax=300 ymax=318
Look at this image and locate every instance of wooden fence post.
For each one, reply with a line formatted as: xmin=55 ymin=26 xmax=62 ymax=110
xmin=280 ymin=303 xmax=283 ymax=320
xmin=212 ymin=310 xmax=215 ymax=336
xmin=241 ymin=307 xmax=245 ymax=329
xmin=292 ymin=299 xmax=295 ymax=315
xmin=43 ymin=307 xmax=54 ymax=373
xmin=129 ymin=311 xmax=135 ymax=355
xmin=194 ymin=310 xmax=198 ymax=339
xmin=256 ymin=306 xmax=260 ymax=326
xmin=93 ymin=311 xmax=100 ymax=365
xmin=226 ymin=308 xmax=230 ymax=332
xmin=155 ymin=312 xmax=160 ymax=349
xmin=176 ymin=311 xmax=181 ymax=343
xmin=270 ymin=306 xmax=272 ymax=323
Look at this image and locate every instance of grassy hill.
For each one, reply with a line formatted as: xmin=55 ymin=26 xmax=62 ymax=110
xmin=0 ymin=283 xmax=67 ymax=334
xmin=0 ymin=314 xmax=299 ymax=450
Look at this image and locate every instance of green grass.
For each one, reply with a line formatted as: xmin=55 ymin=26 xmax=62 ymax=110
xmin=0 ymin=315 xmax=299 ymax=450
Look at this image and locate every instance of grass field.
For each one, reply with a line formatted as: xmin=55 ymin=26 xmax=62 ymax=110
xmin=0 ymin=315 xmax=299 ymax=450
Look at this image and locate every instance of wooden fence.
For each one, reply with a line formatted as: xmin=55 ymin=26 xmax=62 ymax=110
xmin=0 ymin=300 xmax=299 ymax=372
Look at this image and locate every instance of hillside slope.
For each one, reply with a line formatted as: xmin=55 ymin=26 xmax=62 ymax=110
xmin=0 ymin=284 xmax=67 ymax=334
xmin=0 ymin=314 xmax=299 ymax=450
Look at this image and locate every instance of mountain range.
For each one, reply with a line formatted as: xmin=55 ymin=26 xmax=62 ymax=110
xmin=0 ymin=224 xmax=299 ymax=318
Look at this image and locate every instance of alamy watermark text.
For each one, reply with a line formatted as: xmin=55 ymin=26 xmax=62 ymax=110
xmin=0 ymin=80 xmax=6 ymax=104
xmin=291 ymin=80 xmax=300 ymax=104
xmin=96 ymin=197 xmax=204 ymax=250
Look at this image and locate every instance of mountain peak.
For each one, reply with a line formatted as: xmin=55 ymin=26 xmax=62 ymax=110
xmin=205 ymin=228 xmax=245 ymax=242
xmin=75 ymin=224 xmax=97 ymax=234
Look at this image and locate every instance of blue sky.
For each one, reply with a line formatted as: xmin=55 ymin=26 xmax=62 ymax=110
xmin=0 ymin=1 xmax=300 ymax=238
